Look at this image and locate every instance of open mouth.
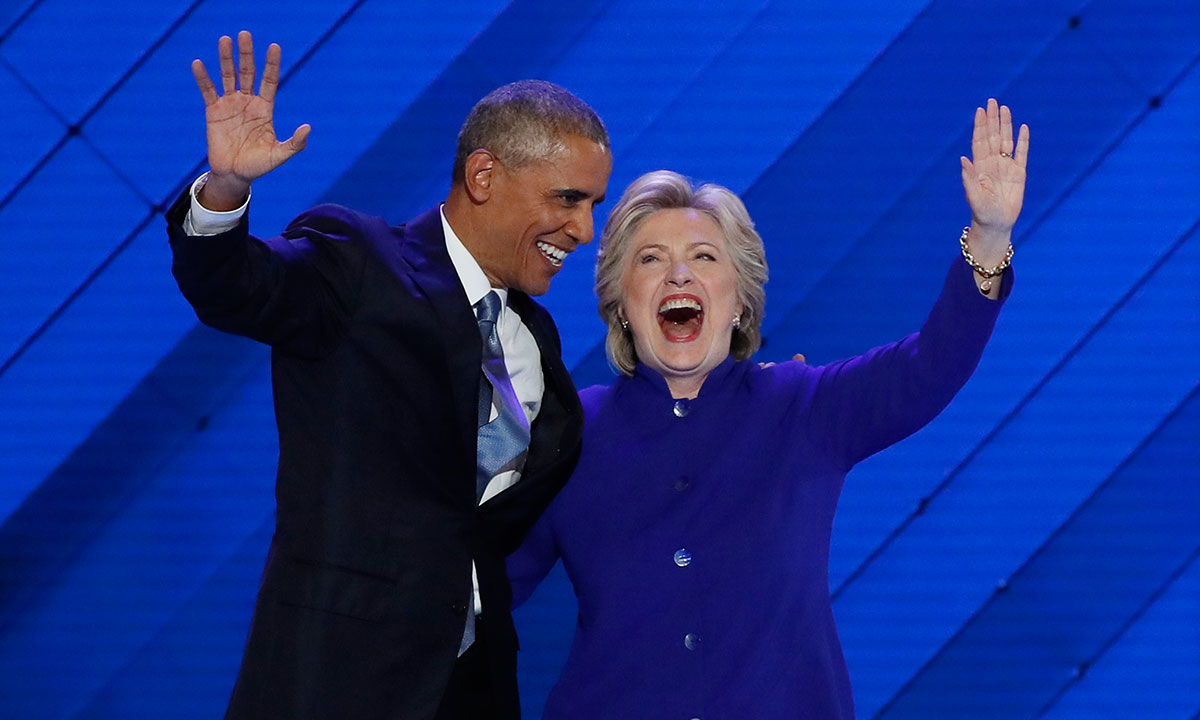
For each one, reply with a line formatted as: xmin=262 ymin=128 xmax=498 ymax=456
xmin=657 ymin=295 xmax=703 ymax=342
xmin=536 ymin=240 xmax=567 ymax=268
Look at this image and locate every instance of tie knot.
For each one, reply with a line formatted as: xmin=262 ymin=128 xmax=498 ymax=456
xmin=476 ymin=290 xmax=502 ymax=327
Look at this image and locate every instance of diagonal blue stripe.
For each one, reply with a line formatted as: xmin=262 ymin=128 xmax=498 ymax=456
xmin=875 ymin=379 xmax=1200 ymax=717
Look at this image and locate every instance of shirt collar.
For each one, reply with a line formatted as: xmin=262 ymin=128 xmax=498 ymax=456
xmin=440 ymin=204 xmax=508 ymax=309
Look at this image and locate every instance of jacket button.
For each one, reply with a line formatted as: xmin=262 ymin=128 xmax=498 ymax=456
xmin=674 ymin=549 xmax=693 ymax=567
xmin=673 ymin=399 xmax=690 ymax=418
xmin=684 ymin=633 xmax=700 ymax=650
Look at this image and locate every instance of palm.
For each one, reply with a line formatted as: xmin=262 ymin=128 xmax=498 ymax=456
xmin=960 ymin=99 xmax=1030 ymax=233
xmin=205 ymin=93 xmax=290 ymax=182
xmin=192 ymin=32 xmax=309 ymax=194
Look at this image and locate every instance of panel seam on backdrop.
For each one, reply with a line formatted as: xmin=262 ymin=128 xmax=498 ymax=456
xmin=47 ymin=360 xmax=274 ymax=719
xmin=0 ymin=207 xmax=158 ymax=380
xmin=0 ymin=0 xmax=372 ymax=381
xmin=830 ymin=53 xmax=1200 ymax=603
xmin=0 ymin=54 xmax=70 ymax=125
xmin=870 ymin=377 xmax=1200 ymax=718
xmin=80 ymin=135 xmax=156 ymax=208
xmin=609 ymin=0 xmax=771 ymax=168
xmin=1034 ymin=540 xmax=1200 ymax=718
xmin=0 ymin=0 xmax=207 ymax=215
xmin=64 ymin=516 xmax=277 ymax=719
xmin=569 ymin=0 xmax=937 ymax=373
xmin=753 ymin=4 xmax=1085 ymax=344
xmin=738 ymin=0 xmax=941 ymax=201
xmin=1015 ymin=51 xmax=1200 ymax=256
xmin=0 ymin=0 xmax=46 ymax=44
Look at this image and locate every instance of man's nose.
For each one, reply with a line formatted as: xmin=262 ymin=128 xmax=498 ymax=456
xmin=568 ymin=207 xmax=595 ymax=246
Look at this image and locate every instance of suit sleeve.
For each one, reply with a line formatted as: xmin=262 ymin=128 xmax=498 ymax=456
xmin=804 ymin=257 xmax=1012 ymax=471
xmin=506 ymin=503 xmax=562 ymax=609
xmin=167 ymin=193 xmax=370 ymax=359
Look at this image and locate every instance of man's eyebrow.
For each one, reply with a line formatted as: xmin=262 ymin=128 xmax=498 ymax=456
xmin=553 ymin=188 xmax=590 ymax=202
xmin=553 ymin=188 xmax=606 ymax=204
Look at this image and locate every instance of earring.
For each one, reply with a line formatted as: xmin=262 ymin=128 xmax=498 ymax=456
xmin=732 ymin=314 xmax=741 ymax=330
xmin=620 ymin=318 xmax=629 ymax=331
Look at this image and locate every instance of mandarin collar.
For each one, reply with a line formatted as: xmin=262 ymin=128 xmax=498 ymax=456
xmin=628 ymin=355 xmax=742 ymax=401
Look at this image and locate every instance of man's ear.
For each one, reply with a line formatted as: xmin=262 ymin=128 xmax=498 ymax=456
xmin=463 ymin=149 xmax=496 ymax=203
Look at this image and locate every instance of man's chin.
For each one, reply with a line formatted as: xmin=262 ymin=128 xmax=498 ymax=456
xmin=513 ymin=278 xmax=552 ymax=296
xmin=514 ymin=267 xmax=558 ymax=296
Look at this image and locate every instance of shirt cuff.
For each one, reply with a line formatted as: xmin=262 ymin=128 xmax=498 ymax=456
xmin=183 ymin=172 xmax=250 ymax=236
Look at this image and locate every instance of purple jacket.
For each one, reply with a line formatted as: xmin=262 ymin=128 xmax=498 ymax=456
xmin=509 ymin=258 xmax=1009 ymax=719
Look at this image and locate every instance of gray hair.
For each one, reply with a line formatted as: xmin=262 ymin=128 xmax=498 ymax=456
xmin=595 ymin=170 xmax=769 ymax=375
xmin=452 ymin=79 xmax=609 ymax=182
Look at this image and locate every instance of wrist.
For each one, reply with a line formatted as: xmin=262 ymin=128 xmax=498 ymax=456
xmin=198 ymin=172 xmax=251 ymax=212
xmin=966 ymin=222 xmax=1012 ymax=266
xmin=959 ymin=225 xmax=1012 ymax=297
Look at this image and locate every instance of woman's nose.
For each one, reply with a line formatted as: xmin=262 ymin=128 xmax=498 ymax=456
xmin=667 ymin=260 xmax=693 ymax=286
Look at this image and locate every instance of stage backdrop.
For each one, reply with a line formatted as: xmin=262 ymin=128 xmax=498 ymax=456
xmin=0 ymin=1 xmax=1197 ymax=717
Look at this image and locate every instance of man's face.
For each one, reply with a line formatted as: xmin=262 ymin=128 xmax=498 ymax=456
xmin=475 ymin=134 xmax=612 ymax=296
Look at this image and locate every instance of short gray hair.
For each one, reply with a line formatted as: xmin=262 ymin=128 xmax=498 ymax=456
xmin=595 ymin=170 xmax=769 ymax=375
xmin=452 ymin=80 xmax=609 ymax=182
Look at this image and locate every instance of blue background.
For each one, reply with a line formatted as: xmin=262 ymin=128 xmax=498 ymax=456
xmin=0 ymin=0 xmax=1197 ymax=717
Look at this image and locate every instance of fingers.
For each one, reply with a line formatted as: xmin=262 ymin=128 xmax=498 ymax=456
xmin=218 ymin=34 xmax=236 ymax=95
xmin=1000 ymin=103 xmax=1014 ymax=156
xmin=260 ymin=42 xmax=282 ymax=103
xmin=191 ymin=59 xmax=218 ymax=105
xmin=237 ymin=30 xmax=255 ymax=94
xmin=973 ymin=99 xmax=1025 ymax=162
xmin=971 ymin=106 xmax=988 ymax=163
xmin=1015 ymin=122 xmax=1030 ymax=169
xmin=986 ymin=98 xmax=1000 ymax=156
xmin=792 ymin=353 xmax=806 ymax=363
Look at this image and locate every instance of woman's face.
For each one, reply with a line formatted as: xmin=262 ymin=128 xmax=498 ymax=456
xmin=620 ymin=208 xmax=742 ymax=397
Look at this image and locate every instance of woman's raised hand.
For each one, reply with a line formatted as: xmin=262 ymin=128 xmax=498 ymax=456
xmin=960 ymin=99 xmax=1030 ymax=240
xmin=191 ymin=31 xmax=311 ymax=210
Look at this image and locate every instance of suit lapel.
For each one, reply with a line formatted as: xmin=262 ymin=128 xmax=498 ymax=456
xmin=397 ymin=208 xmax=480 ymax=475
xmin=493 ymin=292 xmax=583 ymax=505
xmin=395 ymin=214 xmax=582 ymax=506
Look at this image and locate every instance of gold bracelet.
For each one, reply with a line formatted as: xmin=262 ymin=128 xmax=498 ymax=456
xmin=959 ymin=226 xmax=1013 ymax=294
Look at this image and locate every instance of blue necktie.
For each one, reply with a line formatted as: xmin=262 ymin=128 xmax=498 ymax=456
xmin=460 ymin=291 xmax=531 ymax=656
xmin=474 ymin=291 xmax=531 ymax=501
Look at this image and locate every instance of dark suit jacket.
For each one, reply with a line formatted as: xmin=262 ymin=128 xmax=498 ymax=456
xmin=167 ymin=194 xmax=583 ymax=720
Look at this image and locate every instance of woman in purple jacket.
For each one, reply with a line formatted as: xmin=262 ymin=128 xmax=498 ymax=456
xmin=509 ymin=100 xmax=1029 ymax=718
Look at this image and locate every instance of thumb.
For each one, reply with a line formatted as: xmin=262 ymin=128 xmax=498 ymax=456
xmin=288 ymin=124 xmax=309 ymax=152
xmin=282 ymin=123 xmax=311 ymax=155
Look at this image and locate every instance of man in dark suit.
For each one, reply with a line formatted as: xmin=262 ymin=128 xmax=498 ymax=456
xmin=167 ymin=31 xmax=611 ymax=720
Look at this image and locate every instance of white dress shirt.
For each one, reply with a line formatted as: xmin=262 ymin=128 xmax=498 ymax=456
xmin=184 ymin=174 xmax=546 ymax=614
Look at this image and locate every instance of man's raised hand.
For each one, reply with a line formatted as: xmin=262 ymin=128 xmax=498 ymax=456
xmin=192 ymin=31 xmax=310 ymax=210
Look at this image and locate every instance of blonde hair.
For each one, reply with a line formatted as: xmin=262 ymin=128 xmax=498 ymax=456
xmin=595 ymin=170 xmax=768 ymax=375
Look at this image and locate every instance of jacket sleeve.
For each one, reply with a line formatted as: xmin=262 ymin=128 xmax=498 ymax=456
xmin=506 ymin=503 xmax=563 ymax=609
xmin=803 ymin=257 xmax=1012 ymax=471
xmin=167 ymin=193 xmax=371 ymax=359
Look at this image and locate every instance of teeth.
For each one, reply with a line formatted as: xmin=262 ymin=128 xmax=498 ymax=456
xmin=536 ymin=241 xmax=566 ymax=266
xmin=658 ymin=297 xmax=702 ymax=313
